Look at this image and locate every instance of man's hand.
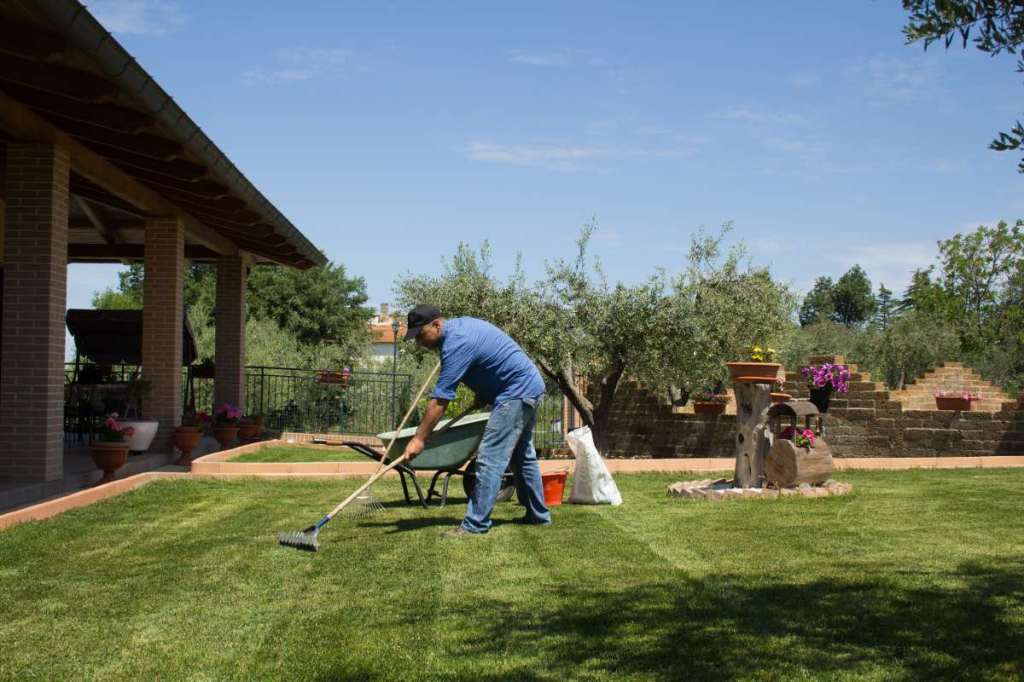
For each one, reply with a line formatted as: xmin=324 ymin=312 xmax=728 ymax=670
xmin=402 ymin=436 xmax=426 ymax=462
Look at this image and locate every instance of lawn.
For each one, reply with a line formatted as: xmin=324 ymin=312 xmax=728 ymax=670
xmin=1 ymin=470 xmax=1023 ymax=681
xmin=230 ymin=444 xmax=366 ymax=463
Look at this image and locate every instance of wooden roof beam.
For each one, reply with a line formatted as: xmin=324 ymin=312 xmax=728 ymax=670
xmin=74 ymin=196 xmax=120 ymax=245
xmin=41 ymin=113 xmax=182 ymax=160
xmin=89 ymin=143 xmax=208 ymax=180
xmin=0 ymin=52 xmax=117 ymax=101
xmin=0 ymin=90 xmax=237 ymax=257
xmin=0 ymin=82 xmax=154 ymax=132
xmin=68 ymin=244 xmax=222 ymax=262
xmin=0 ymin=19 xmax=68 ymax=60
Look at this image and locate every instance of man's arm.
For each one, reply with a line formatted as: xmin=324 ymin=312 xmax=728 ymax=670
xmin=402 ymin=397 xmax=449 ymax=461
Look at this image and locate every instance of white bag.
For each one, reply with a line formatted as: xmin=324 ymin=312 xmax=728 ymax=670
xmin=566 ymin=427 xmax=623 ymax=505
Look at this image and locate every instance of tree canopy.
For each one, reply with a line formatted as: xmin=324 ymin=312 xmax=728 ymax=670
xmin=89 ymin=261 xmax=373 ymax=368
xmin=903 ymin=0 xmax=1024 ymax=171
xmin=395 ymin=224 xmax=794 ymax=453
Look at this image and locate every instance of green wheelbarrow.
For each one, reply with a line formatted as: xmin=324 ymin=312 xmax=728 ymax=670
xmin=343 ymin=412 xmax=516 ymax=507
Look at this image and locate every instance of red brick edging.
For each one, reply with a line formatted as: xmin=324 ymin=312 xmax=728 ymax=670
xmin=2 ymin=441 xmax=1024 ymax=531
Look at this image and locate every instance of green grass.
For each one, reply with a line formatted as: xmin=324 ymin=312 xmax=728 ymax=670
xmin=231 ymin=445 xmax=366 ymax=463
xmin=1 ymin=470 xmax=1023 ymax=681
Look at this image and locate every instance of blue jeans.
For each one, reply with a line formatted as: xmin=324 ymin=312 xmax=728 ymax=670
xmin=461 ymin=397 xmax=551 ymax=533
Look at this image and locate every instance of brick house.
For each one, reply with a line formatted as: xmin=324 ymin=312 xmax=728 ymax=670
xmin=0 ymin=1 xmax=325 ymax=496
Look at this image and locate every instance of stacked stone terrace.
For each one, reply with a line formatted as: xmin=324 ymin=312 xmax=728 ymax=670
xmin=890 ymin=362 xmax=1011 ymax=412
xmin=602 ymin=356 xmax=1023 ymax=458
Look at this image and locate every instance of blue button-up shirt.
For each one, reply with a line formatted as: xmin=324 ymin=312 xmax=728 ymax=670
xmin=430 ymin=317 xmax=545 ymax=407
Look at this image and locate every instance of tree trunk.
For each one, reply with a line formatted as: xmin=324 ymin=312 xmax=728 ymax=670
xmin=733 ymin=381 xmax=773 ymax=488
xmin=537 ymin=358 xmax=622 ymax=456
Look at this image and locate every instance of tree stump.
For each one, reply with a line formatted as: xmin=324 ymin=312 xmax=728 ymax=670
xmin=733 ymin=382 xmax=773 ymax=488
xmin=765 ymin=439 xmax=833 ymax=487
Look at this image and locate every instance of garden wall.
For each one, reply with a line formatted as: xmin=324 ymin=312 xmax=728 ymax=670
xmin=604 ymin=357 xmax=1024 ymax=459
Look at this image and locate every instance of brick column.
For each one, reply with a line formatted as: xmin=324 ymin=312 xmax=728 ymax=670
xmin=0 ymin=143 xmax=69 ymax=482
xmin=142 ymin=218 xmax=184 ymax=454
xmin=214 ymin=255 xmax=247 ymax=412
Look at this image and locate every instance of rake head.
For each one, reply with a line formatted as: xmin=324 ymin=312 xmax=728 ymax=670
xmin=346 ymin=492 xmax=386 ymax=518
xmin=277 ymin=525 xmax=320 ymax=552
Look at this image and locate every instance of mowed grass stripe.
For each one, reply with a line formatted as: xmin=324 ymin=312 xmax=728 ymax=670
xmin=2 ymin=472 xmax=1023 ymax=680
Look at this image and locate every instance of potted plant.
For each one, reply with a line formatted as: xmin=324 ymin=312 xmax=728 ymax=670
xmin=779 ymin=425 xmax=816 ymax=449
xmin=691 ymin=392 xmax=730 ymax=415
xmin=726 ymin=346 xmax=782 ymax=384
xmin=935 ymin=390 xmax=982 ymax=411
xmin=770 ymin=379 xmax=792 ymax=404
xmin=316 ymin=366 xmax=352 ymax=386
xmin=213 ymin=403 xmax=241 ymax=449
xmin=238 ymin=414 xmax=261 ymax=441
xmin=90 ymin=413 xmax=134 ymax=484
xmin=801 ymin=362 xmax=851 ymax=413
xmin=174 ymin=409 xmax=210 ymax=466
xmin=120 ymin=377 xmax=158 ymax=454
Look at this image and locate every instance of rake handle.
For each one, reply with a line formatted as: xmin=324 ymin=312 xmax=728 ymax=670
xmin=371 ymin=361 xmax=441 ymax=477
xmin=324 ymin=404 xmax=478 ymax=523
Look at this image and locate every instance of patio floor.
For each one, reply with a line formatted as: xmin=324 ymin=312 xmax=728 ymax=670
xmin=0 ymin=435 xmax=221 ymax=513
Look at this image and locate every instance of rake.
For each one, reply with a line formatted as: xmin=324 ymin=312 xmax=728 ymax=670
xmin=277 ymin=405 xmax=477 ymax=551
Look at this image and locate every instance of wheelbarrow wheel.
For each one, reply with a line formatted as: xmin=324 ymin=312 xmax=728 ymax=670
xmin=462 ymin=460 xmax=517 ymax=502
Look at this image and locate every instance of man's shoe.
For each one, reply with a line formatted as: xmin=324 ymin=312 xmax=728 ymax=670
xmin=514 ymin=516 xmax=552 ymax=526
xmin=441 ymin=525 xmax=478 ymax=539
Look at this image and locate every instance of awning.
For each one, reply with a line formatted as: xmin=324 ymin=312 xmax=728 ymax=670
xmin=66 ymin=309 xmax=197 ymax=366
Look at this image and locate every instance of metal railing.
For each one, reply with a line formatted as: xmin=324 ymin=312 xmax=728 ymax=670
xmin=192 ymin=366 xmax=415 ymax=436
xmin=65 ymin=362 xmax=572 ymax=446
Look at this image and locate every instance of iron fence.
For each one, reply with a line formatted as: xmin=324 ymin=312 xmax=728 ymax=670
xmin=192 ymin=366 xmax=415 ymax=436
xmin=64 ymin=362 xmax=572 ymax=446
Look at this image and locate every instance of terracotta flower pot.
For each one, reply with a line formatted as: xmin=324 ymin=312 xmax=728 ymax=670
xmin=213 ymin=425 xmax=239 ymax=450
xmin=935 ymin=396 xmax=972 ymax=411
xmin=693 ymin=401 xmax=727 ymax=415
xmin=770 ymin=392 xmax=793 ymax=404
xmin=237 ymin=421 xmax=259 ymax=441
xmin=90 ymin=442 xmax=129 ymax=484
xmin=726 ymin=362 xmax=782 ymax=384
xmin=173 ymin=426 xmax=202 ymax=466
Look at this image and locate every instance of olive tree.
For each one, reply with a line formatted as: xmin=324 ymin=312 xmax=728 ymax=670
xmin=396 ymin=224 xmax=794 ymax=454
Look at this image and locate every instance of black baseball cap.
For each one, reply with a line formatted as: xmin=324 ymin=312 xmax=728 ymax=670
xmin=404 ymin=304 xmax=442 ymax=340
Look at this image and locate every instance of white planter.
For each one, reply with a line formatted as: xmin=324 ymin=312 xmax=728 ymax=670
xmin=120 ymin=420 xmax=159 ymax=452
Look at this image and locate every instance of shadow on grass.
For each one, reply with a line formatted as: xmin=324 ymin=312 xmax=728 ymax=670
xmin=315 ymin=557 xmax=1024 ymax=681
xmin=354 ymin=515 xmax=465 ymax=533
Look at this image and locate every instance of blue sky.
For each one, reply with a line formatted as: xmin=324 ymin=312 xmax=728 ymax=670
xmin=68 ymin=0 xmax=1024 ymax=316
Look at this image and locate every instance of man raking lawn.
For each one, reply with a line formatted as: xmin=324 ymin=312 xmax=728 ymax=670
xmin=279 ymin=305 xmax=551 ymax=549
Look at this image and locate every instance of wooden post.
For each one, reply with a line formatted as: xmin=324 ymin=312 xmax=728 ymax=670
xmin=733 ymin=381 xmax=773 ymax=488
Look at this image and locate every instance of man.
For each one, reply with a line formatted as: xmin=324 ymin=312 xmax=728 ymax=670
xmin=401 ymin=304 xmax=551 ymax=537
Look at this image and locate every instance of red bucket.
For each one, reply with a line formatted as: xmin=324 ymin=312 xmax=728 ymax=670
xmin=542 ymin=471 xmax=568 ymax=506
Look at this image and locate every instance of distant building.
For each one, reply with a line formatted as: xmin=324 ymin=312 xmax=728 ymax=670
xmin=369 ymin=304 xmax=405 ymax=364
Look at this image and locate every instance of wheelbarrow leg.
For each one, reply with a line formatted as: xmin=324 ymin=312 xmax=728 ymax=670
xmin=440 ymin=472 xmax=453 ymax=508
xmin=401 ymin=469 xmax=428 ymax=508
xmin=426 ymin=470 xmax=447 ymax=506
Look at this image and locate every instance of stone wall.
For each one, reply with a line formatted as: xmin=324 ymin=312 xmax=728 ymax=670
xmin=601 ymin=358 xmax=1024 ymax=458
xmin=604 ymin=382 xmax=735 ymax=458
